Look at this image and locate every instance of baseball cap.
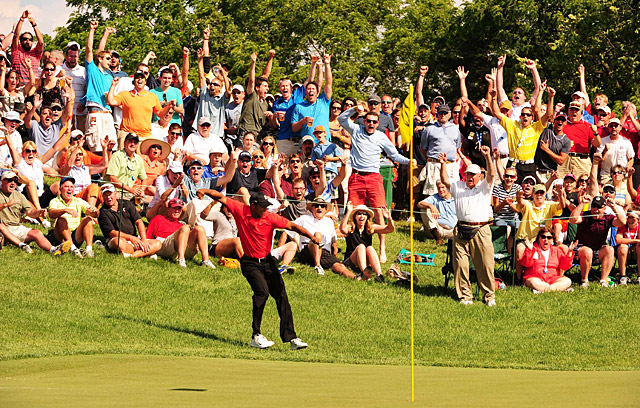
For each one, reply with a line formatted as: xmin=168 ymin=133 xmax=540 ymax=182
xmin=368 ymin=95 xmax=381 ymax=103
xmin=167 ymin=161 xmax=184 ymax=174
xmin=591 ymin=196 xmax=605 ymax=208
xmin=603 ymin=183 xmax=616 ymax=193
xmin=433 ymin=96 xmax=446 ymax=104
xmin=2 ymin=110 xmax=24 ymax=125
xmin=522 ymin=175 xmax=537 ymax=185
xmin=465 ymin=164 xmax=482 ymax=174
xmin=563 ymin=173 xmax=576 ymax=181
xmin=187 ymin=159 xmax=204 ymax=168
xmin=609 ymin=118 xmax=622 ymax=125
xmin=65 ymin=41 xmax=80 ymax=51
xmin=238 ymin=151 xmax=252 ymax=161
xmin=500 ymin=100 xmax=513 ymax=110
xmin=249 ymin=192 xmax=271 ymax=208
xmin=133 ymin=70 xmax=146 ymax=79
xmin=232 ymin=84 xmax=244 ymax=93
xmin=0 ymin=51 xmax=8 ymax=62
xmin=60 ymin=176 xmax=75 ymax=185
xmin=627 ymin=211 xmax=639 ymax=219
xmin=309 ymin=166 xmax=321 ymax=175
xmin=437 ymin=104 xmax=451 ymax=114
xmin=533 ymin=184 xmax=546 ymax=194
xmin=124 ymin=133 xmax=140 ymax=142
xmin=313 ymin=125 xmax=326 ymax=134
xmin=70 ymin=129 xmax=84 ymax=139
xmin=168 ymin=198 xmax=185 ymax=208
xmin=100 ymin=183 xmax=116 ymax=194
xmin=418 ymin=103 xmax=429 ymax=110
xmin=265 ymin=93 xmax=274 ymax=101
xmin=301 ymin=135 xmax=315 ymax=144
xmin=569 ymin=101 xmax=582 ymax=110
xmin=1 ymin=171 xmax=18 ymax=180
xmin=572 ymin=91 xmax=587 ymax=100
xmin=48 ymin=101 xmax=63 ymax=110
xmin=598 ymin=106 xmax=612 ymax=114
xmin=554 ymin=112 xmax=567 ymax=120
xmin=198 ymin=116 xmax=212 ymax=125
xmin=312 ymin=197 xmax=328 ymax=206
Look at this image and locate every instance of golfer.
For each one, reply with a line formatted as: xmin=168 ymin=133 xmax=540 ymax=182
xmin=205 ymin=190 xmax=319 ymax=350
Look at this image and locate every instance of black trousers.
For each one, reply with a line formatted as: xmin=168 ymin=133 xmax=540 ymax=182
xmin=240 ymin=256 xmax=297 ymax=342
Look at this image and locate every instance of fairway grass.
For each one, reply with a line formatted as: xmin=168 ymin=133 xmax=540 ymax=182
xmin=1 ymin=354 xmax=638 ymax=407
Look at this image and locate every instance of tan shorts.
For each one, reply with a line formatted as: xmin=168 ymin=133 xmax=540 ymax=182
xmin=7 ymin=224 xmax=31 ymax=242
xmin=557 ymin=156 xmax=591 ymax=179
xmin=276 ymin=138 xmax=299 ymax=156
xmin=157 ymin=229 xmax=197 ymax=260
xmin=85 ymin=111 xmax=117 ymax=152
xmin=421 ymin=161 xmax=459 ymax=196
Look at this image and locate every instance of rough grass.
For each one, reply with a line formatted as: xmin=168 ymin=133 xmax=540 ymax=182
xmin=1 ymin=221 xmax=639 ymax=371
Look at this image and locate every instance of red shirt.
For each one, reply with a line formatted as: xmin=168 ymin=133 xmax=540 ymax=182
xmin=11 ymin=46 xmax=43 ymax=84
xmin=564 ymin=119 xmax=595 ymax=154
xmin=621 ymin=119 xmax=640 ymax=157
xmin=146 ymin=214 xmax=184 ymax=239
xmin=520 ymin=244 xmax=573 ymax=283
xmin=617 ymin=224 xmax=639 ymax=241
xmin=226 ymin=198 xmax=289 ymax=258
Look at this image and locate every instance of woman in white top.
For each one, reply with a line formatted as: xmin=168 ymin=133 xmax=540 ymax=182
xmin=0 ymin=59 xmax=35 ymax=116
xmin=59 ymin=140 xmax=111 ymax=207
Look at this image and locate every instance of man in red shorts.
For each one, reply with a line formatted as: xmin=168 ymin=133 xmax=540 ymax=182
xmin=337 ymin=107 xmax=414 ymax=263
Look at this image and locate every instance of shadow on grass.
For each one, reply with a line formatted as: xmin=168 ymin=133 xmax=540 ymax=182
xmin=104 ymin=314 xmax=245 ymax=347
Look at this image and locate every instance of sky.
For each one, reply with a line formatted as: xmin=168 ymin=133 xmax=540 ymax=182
xmin=0 ymin=0 xmax=75 ymax=37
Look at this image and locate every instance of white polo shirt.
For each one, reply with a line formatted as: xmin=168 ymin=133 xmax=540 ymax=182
xmin=450 ymin=178 xmax=494 ymax=223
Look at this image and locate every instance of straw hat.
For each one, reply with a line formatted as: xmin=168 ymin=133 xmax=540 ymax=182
xmin=349 ymin=204 xmax=374 ymax=223
xmin=140 ymin=138 xmax=171 ymax=161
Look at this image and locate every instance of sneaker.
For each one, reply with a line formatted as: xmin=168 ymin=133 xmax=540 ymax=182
xmin=24 ymin=216 xmax=38 ymax=224
xmin=600 ymin=279 xmax=616 ymax=288
xmin=84 ymin=248 xmax=94 ymax=258
xmin=149 ymin=254 xmax=158 ymax=260
xmin=71 ymin=248 xmax=83 ymax=258
xmin=51 ymin=241 xmax=71 ymax=256
xmin=374 ymin=274 xmax=385 ymax=283
xmin=314 ymin=265 xmax=325 ymax=276
xmin=93 ymin=240 xmax=104 ymax=248
xmin=19 ymin=243 xmax=33 ymax=254
xmin=201 ymin=259 xmax=216 ymax=269
xmin=532 ymin=289 xmax=543 ymax=295
xmin=459 ymin=299 xmax=473 ymax=305
xmin=581 ymin=280 xmax=590 ymax=288
xmin=41 ymin=219 xmax=51 ymax=229
xmin=619 ymin=276 xmax=628 ymax=286
xmin=290 ymin=337 xmax=308 ymax=350
xmin=565 ymin=287 xmax=575 ymax=293
xmin=487 ymin=299 xmax=497 ymax=307
xmin=176 ymin=258 xmax=187 ymax=268
xmin=250 ymin=333 xmax=275 ymax=349
xmin=279 ymin=264 xmax=295 ymax=275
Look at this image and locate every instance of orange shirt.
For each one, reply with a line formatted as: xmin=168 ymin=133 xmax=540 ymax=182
xmin=143 ymin=155 xmax=167 ymax=186
xmin=114 ymin=90 xmax=162 ymax=137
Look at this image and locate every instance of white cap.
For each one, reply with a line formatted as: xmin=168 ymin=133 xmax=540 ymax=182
xmin=609 ymin=118 xmax=622 ymax=125
xmin=572 ymin=91 xmax=588 ymax=100
xmin=100 ymin=183 xmax=116 ymax=193
xmin=2 ymin=110 xmax=23 ymax=125
xmin=167 ymin=161 xmax=183 ymax=174
xmin=232 ymin=84 xmax=244 ymax=93
xmin=70 ymin=129 xmax=84 ymax=139
xmin=465 ymin=164 xmax=482 ymax=174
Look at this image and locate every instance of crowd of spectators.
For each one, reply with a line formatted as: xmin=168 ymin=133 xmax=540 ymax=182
xmin=1 ymin=11 xmax=639 ymax=323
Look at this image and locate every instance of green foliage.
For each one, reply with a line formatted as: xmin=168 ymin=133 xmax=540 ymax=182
xmin=44 ymin=0 xmax=640 ymax=108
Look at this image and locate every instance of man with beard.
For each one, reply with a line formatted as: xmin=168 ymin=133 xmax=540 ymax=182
xmin=11 ymin=10 xmax=44 ymax=84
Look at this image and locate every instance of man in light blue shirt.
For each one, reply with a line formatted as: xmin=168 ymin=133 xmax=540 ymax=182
xmin=419 ymin=104 xmax=461 ymax=196
xmin=290 ymin=53 xmax=333 ymax=143
xmin=338 ymin=107 xmax=414 ymax=264
xmin=418 ymin=180 xmax=456 ymax=244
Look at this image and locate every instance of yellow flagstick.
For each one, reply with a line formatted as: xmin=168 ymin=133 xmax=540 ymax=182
xmin=398 ymin=86 xmax=416 ymax=402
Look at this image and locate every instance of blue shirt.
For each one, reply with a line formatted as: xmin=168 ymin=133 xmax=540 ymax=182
xmin=274 ymin=86 xmax=305 ymax=140
xmin=338 ymin=108 xmax=410 ymax=172
xmin=311 ymin=142 xmax=341 ymax=174
xmin=150 ymin=86 xmax=184 ymax=125
xmin=582 ymin=110 xmax=595 ymax=125
xmin=291 ymin=92 xmax=331 ymax=142
xmin=420 ymin=122 xmax=461 ymax=160
xmin=85 ymin=60 xmax=113 ymax=111
xmin=425 ymin=193 xmax=456 ymax=228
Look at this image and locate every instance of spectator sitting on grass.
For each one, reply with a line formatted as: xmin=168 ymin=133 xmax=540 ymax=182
xmin=146 ymin=197 xmax=215 ymax=269
xmin=287 ymin=197 xmax=356 ymax=279
xmin=139 ymin=138 xmax=171 ymax=199
xmin=146 ymin=161 xmax=188 ymax=220
xmin=47 ymin=176 xmax=99 ymax=258
xmin=520 ymin=227 xmax=576 ymax=293
xmin=98 ymin=183 xmax=162 ymax=258
xmin=339 ymin=202 xmax=395 ymax=281
xmin=0 ymin=170 xmax=70 ymax=255
xmin=105 ymin=133 xmax=148 ymax=202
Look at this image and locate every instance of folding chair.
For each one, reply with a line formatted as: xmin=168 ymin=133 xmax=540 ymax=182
xmin=491 ymin=225 xmax=515 ymax=284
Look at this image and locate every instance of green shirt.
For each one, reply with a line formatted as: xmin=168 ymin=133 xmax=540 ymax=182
xmin=0 ymin=190 xmax=33 ymax=226
xmin=150 ymin=86 xmax=183 ymax=124
xmin=106 ymin=150 xmax=147 ymax=188
xmin=49 ymin=195 xmax=90 ymax=231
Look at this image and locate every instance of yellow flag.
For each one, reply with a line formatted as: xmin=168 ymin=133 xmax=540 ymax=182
xmin=398 ymin=85 xmax=415 ymax=145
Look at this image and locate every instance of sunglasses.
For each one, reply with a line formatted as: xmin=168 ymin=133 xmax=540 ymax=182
xmin=555 ymin=118 xmax=567 ymax=122
xmin=452 ymin=111 xmax=461 ymax=115
xmin=534 ymin=191 xmax=546 ymax=195
xmin=578 ymin=179 xmax=588 ymax=183
xmin=232 ymin=90 xmax=242 ymax=95
xmin=598 ymin=112 xmax=608 ymax=117
xmin=310 ymin=175 xmax=320 ymax=179
xmin=43 ymin=68 xmax=55 ymax=72
xmin=289 ymin=159 xmax=301 ymax=164
xmin=24 ymin=149 xmax=37 ymax=154
xmin=104 ymin=57 xmax=112 ymax=61
xmin=612 ymin=170 xmax=625 ymax=175
xmin=211 ymin=82 xmax=222 ymax=87
xmin=21 ymin=37 xmax=33 ymax=42
xmin=504 ymin=174 xmax=517 ymax=179
xmin=311 ymin=204 xmax=327 ymax=209
xmin=4 ymin=178 xmax=19 ymax=183
xmin=603 ymin=187 xmax=616 ymax=193
xmin=365 ymin=119 xmax=378 ymax=124
xmin=522 ymin=181 xmax=535 ymax=185
xmin=190 ymin=166 xmax=202 ymax=171
xmin=331 ymin=106 xmax=342 ymax=110
xmin=368 ymin=102 xmax=379 ymax=106
xmin=240 ymin=159 xmax=252 ymax=163
xmin=608 ymin=124 xmax=621 ymax=128
xmin=199 ymin=123 xmax=211 ymax=128
xmin=521 ymin=113 xmax=533 ymax=117
xmin=262 ymin=142 xmax=274 ymax=146
xmin=49 ymin=107 xmax=63 ymax=112
xmin=139 ymin=71 xmax=149 ymax=75
xmin=344 ymin=102 xmax=355 ymax=107
xmin=150 ymin=145 xmax=162 ymax=150
xmin=540 ymin=235 xmax=553 ymax=240
xmin=381 ymin=101 xmax=393 ymax=105
xmin=253 ymin=155 xmax=264 ymax=159
xmin=170 ymin=131 xmax=182 ymax=136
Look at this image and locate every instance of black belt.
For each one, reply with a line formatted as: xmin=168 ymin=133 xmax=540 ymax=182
xmin=427 ymin=157 xmax=454 ymax=163
xmin=568 ymin=152 xmax=589 ymax=158
xmin=353 ymin=169 xmax=375 ymax=175
xmin=241 ymin=255 xmax=272 ymax=263
xmin=459 ymin=220 xmax=492 ymax=227
xmin=500 ymin=154 xmax=509 ymax=158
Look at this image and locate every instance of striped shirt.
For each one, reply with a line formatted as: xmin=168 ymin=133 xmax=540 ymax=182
xmin=11 ymin=46 xmax=42 ymax=84
xmin=492 ymin=182 xmax=522 ymax=220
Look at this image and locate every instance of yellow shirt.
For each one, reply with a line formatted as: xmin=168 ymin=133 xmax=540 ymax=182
xmin=49 ymin=196 xmax=90 ymax=231
xmin=500 ymin=117 xmax=545 ymax=162
xmin=515 ymin=200 xmax=561 ymax=240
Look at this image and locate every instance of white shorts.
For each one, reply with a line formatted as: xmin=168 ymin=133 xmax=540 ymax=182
xmin=85 ymin=111 xmax=117 ymax=152
xmin=7 ymin=224 xmax=31 ymax=242
xmin=421 ymin=160 xmax=459 ymax=196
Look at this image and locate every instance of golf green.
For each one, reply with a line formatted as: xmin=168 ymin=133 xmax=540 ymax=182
xmin=1 ymin=354 xmax=637 ymax=407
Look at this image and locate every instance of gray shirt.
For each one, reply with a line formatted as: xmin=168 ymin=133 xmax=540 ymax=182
xmin=197 ymin=86 xmax=229 ymax=138
xmin=420 ymin=122 xmax=461 ymax=160
xmin=29 ymin=119 xmax=63 ymax=155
